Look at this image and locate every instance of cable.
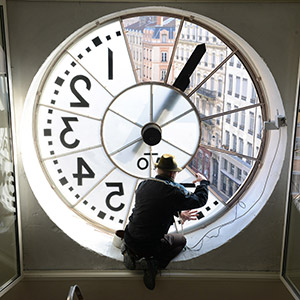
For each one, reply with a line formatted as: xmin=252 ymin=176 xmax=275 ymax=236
xmin=182 ymin=128 xmax=282 ymax=252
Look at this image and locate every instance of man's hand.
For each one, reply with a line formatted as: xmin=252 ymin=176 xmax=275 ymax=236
xmin=192 ymin=173 xmax=207 ymax=184
xmin=180 ymin=210 xmax=199 ymax=224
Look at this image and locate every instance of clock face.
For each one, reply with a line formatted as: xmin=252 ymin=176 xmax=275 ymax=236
xmin=32 ymin=17 xmax=203 ymax=232
xmin=23 ymin=8 xmax=285 ymax=259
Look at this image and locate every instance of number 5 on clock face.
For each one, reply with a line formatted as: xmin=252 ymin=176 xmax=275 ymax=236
xmin=76 ymin=168 xmax=138 ymax=232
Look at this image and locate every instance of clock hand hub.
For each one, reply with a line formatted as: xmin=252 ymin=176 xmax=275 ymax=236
xmin=141 ymin=123 xmax=162 ymax=146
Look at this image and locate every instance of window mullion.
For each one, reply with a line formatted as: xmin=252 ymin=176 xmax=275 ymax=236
xmin=200 ymin=102 xmax=264 ymax=122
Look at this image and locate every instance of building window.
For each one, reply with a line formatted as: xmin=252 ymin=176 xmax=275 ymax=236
xmin=205 ymin=30 xmax=209 ymax=41
xmin=242 ymin=78 xmax=248 ymax=100
xmin=218 ymin=78 xmax=222 ymax=97
xmin=235 ymin=76 xmax=241 ymax=98
xmin=233 ymin=105 xmax=238 ymax=127
xmin=237 ymin=168 xmax=242 ymax=181
xmin=211 ymin=77 xmax=215 ymax=91
xmin=216 ymin=105 xmax=221 ymax=125
xmin=161 ymin=52 xmax=167 ymax=62
xmin=239 ymin=138 xmax=244 ymax=154
xmin=229 ymin=180 xmax=233 ymax=197
xmin=228 ymin=74 xmax=233 ymax=95
xmin=248 ymin=111 xmax=254 ymax=135
xmin=240 ymin=110 xmax=245 ymax=130
xmin=220 ymin=53 xmax=224 ymax=70
xmin=212 ymin=52 xmax=216 ymax=68
xmin=225 ymin=130 xmax=230 ymax=148
xmin=204 ymin=52 xmax=208 ymax=66
xmin=232 ymin=134 xmax=237 ymax=152
xmin=192 ymin=26 xmax=196 ymax=40
xmin=257 ymin=115 xmax=262 ymax=139
xmin=161 ymin=69 xmax=167 ymax=81
xmin=162 ymin=34 xmax=167 ymax=43
xmin=198 ymin=27 xmax=202 ymax=41
xmin=247 ymin=142 xmax=253 ymax=164
xmin=221 ymin=174 xmax=227 ymax=193
xmin=250 ymin=85 xmax=257 ymax=103
xmin=195 ymin=97 xmax=200 ymax=110
xmin=226 ymin=103 xmax=231 ymax=123
xmin=223 ymin=158 xmax=228 ymax=170
xmin=186 ymin=49 xmax=189 ymax=61
xmin=230 ymin=163 xmax=235 ymax=175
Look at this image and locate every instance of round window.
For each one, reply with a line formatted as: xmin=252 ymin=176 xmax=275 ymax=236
xmin=22 ymin=7 xmax=286 ymax=260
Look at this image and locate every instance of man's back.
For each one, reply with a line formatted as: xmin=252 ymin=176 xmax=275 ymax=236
xmin=127 ymin=175 xmax=209 ymax=242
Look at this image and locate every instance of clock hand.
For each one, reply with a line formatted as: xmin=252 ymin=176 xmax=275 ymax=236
xmin=133 ymin=46 xmax=206 ymax=155
xmin=152 ymin=44 xmax=206 ymax=124
xmin=173 ymin=43 xmax=206 ymax=92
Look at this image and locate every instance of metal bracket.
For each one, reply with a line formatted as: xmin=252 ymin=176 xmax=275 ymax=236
xmin=264 ymin=115 xmax=287 ymax=130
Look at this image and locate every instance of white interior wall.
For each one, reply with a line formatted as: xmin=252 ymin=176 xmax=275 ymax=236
xmin=6 ymin=0 xmax=300 ymax=272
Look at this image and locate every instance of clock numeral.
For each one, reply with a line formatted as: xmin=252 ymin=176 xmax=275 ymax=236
xmin=60 ymin=117 xmax=80 ymax=149
xmin=70 ymin=75 xmax=91 ymax=107
xmin=108 ymin=48 xmax=113 ymax=80
xmin=105 ymin=182 xmax=125 ymax=212
xmin=73 ymin=157 xmax=95 ymax=186
xmin=137 ymin=153 xmax=159 ymax=170
xmin=137 ymin=157 xmax=148 ymax=170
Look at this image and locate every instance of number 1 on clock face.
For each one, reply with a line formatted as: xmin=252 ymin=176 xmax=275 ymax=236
xmin=67 ymin=20 xmax=136 ymax=96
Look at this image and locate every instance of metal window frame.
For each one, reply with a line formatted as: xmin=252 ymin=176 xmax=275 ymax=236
xmin=0 ymin=0 xmax=23 ymax=297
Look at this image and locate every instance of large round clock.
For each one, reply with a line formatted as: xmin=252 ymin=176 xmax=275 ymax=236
xmin=22 ymin=7 xmax=286 ymax=260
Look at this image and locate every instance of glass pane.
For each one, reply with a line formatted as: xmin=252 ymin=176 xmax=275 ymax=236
xmin=123 ymin=16 xmax=177 ymax=83
xmin=123 ymin=14 xmax=265 ymax=214
xmin=0 ymin=6 xmax=20 ymax=291
xmin=282 ymin=98 xmax=300 ymax=297
xmin=188 ymin=55 xmax=263 ymax=203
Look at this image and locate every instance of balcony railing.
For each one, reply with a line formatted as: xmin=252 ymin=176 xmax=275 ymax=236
xmin=197 ymin=87 xmax=217 ymax=100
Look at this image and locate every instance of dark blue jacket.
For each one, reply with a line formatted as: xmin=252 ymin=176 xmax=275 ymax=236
xmin=125 ymin=175 xmax=209 ymax=244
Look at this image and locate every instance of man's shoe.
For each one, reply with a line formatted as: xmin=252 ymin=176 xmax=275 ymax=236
xmin=121 ymin=244 xmax=136 ymax=270
xmin=141 ymin=258 xmax=158 ymax=290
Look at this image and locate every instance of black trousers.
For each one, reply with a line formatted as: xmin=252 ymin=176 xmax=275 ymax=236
xmin=124 ymin=231 xmax=186 ymax=269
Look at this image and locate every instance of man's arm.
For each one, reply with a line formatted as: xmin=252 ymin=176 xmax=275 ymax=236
xmin=171 ymin=173 xmax=210 ymax=212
